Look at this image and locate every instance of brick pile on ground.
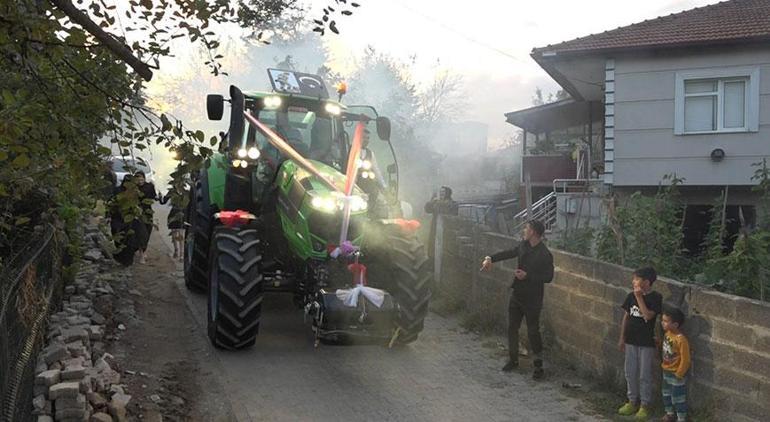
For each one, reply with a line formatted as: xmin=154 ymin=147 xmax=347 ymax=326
xmin=32 ymin=227 xmax=138 ymax=422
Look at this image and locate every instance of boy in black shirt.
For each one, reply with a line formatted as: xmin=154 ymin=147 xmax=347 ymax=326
xmin=617 ymin=267 xmax=662 ymax=421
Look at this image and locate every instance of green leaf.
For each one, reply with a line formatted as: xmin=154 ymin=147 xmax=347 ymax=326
xmin=194 ymin=130 xmax=205 ymax=143
xmin=209 ymin=136 xmax=217 ymax=146
xmin=14 ymin=216 xmax=31 ymax=226
xmin=0 ymin=151 xmax=7 ymax=161
xmin=12 ymin=154 xmax=30 ymax=168
xmin=160 ymin=114 xmax=172 ymax=132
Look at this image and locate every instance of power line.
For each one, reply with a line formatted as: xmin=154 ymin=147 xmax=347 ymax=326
xmin=390 ymin=0 xmax=526 ymax=63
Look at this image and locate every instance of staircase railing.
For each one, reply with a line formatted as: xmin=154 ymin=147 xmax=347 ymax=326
xmin=510 ymin=192 xmax=557 ymax=235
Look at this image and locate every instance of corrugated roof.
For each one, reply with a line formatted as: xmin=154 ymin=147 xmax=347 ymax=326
xmin=532 ymin=0 xmax=770 ymax=56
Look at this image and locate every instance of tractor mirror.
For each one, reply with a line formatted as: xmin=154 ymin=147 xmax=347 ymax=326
xmin=207 ymin=94 xmax=224 ymax=120
xmin=228 ymin=86 xmax=245 ymax=147
xmin=376 ymin=117 xmax=391 ymax=141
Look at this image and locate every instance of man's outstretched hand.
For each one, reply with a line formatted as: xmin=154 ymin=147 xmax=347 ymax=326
xmin=480 ymin=256 xmax=492 ymax=272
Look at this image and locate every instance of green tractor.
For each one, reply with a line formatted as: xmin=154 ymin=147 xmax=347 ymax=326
xmin=184 ymin=69 xmax=432 ymax=350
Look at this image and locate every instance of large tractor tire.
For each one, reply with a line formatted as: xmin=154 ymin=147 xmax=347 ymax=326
xmin=207 ymin=224 xmax=264 ymax=350
xmin=367 ymin=224 xmax=433 ymax=344
xmin=184 ymin=175 xmax=211 ymax=293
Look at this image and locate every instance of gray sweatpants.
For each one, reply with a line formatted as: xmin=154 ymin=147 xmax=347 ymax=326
xmin=624 ymin=345 xmax=655 ymax=405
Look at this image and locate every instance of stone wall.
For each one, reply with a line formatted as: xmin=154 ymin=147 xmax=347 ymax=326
xmin=439 ymin=216 xmax=770 ymax=421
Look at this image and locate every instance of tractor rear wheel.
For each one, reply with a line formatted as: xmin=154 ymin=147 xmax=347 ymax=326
xmin=184 ymin=175 xmax=211 ymax=293
xmin=207 ymin=224 xmax=264 ymax=350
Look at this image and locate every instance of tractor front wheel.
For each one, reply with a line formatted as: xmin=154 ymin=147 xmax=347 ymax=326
xmin=207 ymin=224 xmax=264 ymax=350
xmin=366 ymin=224 xmax=433 ymax=345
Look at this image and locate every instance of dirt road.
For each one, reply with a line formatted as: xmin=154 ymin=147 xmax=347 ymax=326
xmin=118 ymin=206 xmax=603 ymax=421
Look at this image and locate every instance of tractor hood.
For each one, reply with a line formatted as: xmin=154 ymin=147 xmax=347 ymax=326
xmin=278 ymin=159 xmax=368 ymax=214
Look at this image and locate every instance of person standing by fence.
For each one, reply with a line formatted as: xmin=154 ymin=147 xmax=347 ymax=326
xmin=424 ymin=186 xmax=458 ymax=285
xmin=480 ymin=220 xmax=553 ymax=379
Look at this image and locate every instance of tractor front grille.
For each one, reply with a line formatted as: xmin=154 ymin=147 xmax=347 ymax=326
xmin=308 ymin=211 xmax=363 ymax=244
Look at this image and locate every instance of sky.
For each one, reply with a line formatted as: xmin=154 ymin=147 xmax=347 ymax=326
xmin=315 ymin=0 xmax=718 ymax=146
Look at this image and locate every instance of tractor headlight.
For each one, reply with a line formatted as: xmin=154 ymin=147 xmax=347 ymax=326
xmin=237 ymin=148 xmax=247 ymax=158
xmin=325 ymin=103 xmax=341 ymax=116
xmin=232 ymin=159 xmax=242 ymax=168
xmin=310 ymin=193 xmax=367 ymax=213
xmin=247 ymin=147 xmax=260 ymax=159
xmin=310 ymin=195 xmax=336 ymax=213
xmin=264 ymin=96 xmax=282 ymax=109
xmin=361 ymin=160 xmax=372 ymax=170
xmin=350 ymin=196 xmax=368 ymax=212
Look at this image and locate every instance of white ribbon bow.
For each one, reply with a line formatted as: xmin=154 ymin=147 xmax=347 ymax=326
xmin=336 ymin=285 xmax=386 ymax=308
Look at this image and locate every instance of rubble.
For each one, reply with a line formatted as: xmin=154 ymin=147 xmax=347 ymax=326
xmin=30 ymin=230 xmax=139 ymax=422
xmin=35 ymin=369 xmax=61 ymax=387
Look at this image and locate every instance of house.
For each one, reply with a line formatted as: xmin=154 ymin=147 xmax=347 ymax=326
xmin=506 ymin=0 xmax=770 ymax=247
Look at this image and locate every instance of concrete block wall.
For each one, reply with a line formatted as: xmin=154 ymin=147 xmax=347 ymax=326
xmin=438 ymin=216 xmax=770 ymax=421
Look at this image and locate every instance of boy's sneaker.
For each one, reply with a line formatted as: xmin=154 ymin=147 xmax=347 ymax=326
xmin=634 ymin=406 xmax=650 ymax=421
xmin=501 ymin=361 xmax=518 ymax=372
xmin=618 ymin=402 xmax=638 ymax=416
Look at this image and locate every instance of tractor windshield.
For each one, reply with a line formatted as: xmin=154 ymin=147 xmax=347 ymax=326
xmin=246 ymin=104 xmax=345 ymax=170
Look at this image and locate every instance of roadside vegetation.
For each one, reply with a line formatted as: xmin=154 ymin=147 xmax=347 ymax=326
xmin=553 ymin=164 xmax=770 ymax=301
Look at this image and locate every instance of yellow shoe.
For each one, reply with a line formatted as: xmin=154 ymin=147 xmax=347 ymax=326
xmin=618 ymin=402 xmax=638 ymax=416
xmin=634 ymin=406 xmax=650 ymax=421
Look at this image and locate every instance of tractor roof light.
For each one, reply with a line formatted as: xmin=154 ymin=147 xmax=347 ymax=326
xmin=237 ymin=148 xmax=247 ymax=158
xmin=264 ymin=96 xmax=282 ymax=109
xmin=325 ymin=102 xmax=341 ymax=116
xmin=247 ymin=147 xmax=260 ymax=159
xmin=335 ymin=82 xmax=348 ymax=102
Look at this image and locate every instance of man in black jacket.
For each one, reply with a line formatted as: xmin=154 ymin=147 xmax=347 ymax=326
xmin=480 ymin=220 xmax=553 ymax=379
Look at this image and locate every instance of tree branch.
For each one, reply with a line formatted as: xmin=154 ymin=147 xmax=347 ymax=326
xmin=48 ymin=0 xmax=154 ymax=81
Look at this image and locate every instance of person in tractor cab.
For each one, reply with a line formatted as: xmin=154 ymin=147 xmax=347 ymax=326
xmin=274 ymin=111 xmax=309 ymax=157
xmin=309 ymin=117 xmax=339 ymax=166
xmin=357 ymin=128 xmax=387 ymax=214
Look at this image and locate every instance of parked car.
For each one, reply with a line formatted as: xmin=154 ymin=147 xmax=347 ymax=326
xmin=110 ymin=156 xmax=155 ymax=186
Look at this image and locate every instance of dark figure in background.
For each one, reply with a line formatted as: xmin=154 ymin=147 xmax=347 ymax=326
xmin=159 ymin=184 xmax=188 ymax=261
xmin=101 ymin=161 xmax=117 ymax=200
xmin=424 ymin=186 xmax=459 ymax=287
xmin=133 ymin=171 xmax=157 ymax=264
xmin=110 ymin=175 xmax=148 ymax=267
xmin=424 ymin=186 xmax=459 ymax=259
xmin=480 ymin=220 xmax=554 ymax=380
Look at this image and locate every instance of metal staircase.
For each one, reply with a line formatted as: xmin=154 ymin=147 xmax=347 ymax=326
xmin=510 ymin=192 xmax=557 ymax=235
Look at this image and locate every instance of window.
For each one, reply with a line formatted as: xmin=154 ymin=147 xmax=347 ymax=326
xmin=675 ymin=67 xmax=759 ymax=135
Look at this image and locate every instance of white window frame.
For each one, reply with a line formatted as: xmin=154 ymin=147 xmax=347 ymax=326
xmin=674 ymin=66 xmax=760 ymax=135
